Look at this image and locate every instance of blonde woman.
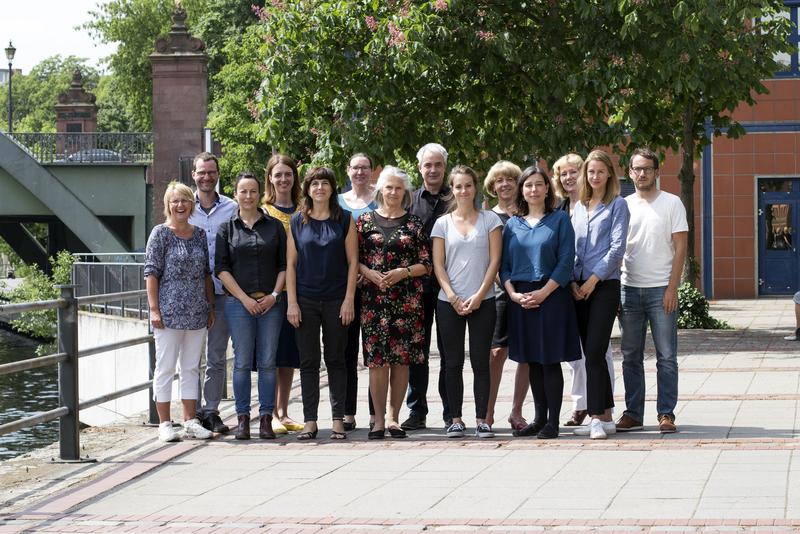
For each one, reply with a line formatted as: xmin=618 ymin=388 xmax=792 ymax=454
xmin=145 ymin=182 xmax=215 ymax=442
xmin=483 ymin=161 xmax=529 ymax=432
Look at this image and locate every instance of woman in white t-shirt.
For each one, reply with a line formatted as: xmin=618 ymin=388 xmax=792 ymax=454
xmin=431 ymin=165 xmax=503 ymax=438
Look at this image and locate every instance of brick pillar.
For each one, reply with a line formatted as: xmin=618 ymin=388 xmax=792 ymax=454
xmin=149 ymin=6 xmax=208 ymax=223
xmin=54 ymin=69 xmax=97 ymax=156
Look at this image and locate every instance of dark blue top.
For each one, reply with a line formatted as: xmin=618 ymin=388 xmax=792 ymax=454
xmin=500 ymin=210 xmax=575 ymax=288
xmin=290 ymin=210 xmax=351 ymax=300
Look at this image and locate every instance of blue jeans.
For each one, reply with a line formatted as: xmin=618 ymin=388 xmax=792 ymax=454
xmin=619 ymin=285 xmax=679 ymax=422
xmin=225 ymin=297 xmax=282 ymax=416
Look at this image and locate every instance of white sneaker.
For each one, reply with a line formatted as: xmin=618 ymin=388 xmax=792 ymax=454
xmin=158 ymin=421 xmax=181 ymax=442
xmin=183 ymin=418 xmax=213 ymax=439
xmin=573 ymin=419 xmax=614 ymax=437
xmin=589 ymin=418 xmax=607 ymax=440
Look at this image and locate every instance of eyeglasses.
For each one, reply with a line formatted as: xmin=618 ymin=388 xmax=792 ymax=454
xmin=169 ymin=199 xmax=192 ymax=205
xmin=194 ymin=170 xmax=219 ymax=177
xmin=630 ymin=166 xmax=656 ymax=176
xmin=349 ymin=165 xmax=371 ymax=172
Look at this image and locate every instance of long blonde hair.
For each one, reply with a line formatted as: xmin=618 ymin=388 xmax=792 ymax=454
xmin=578 ymin=150 xmax=620 ymax=205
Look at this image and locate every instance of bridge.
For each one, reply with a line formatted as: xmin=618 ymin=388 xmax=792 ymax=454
xmin=0 ymin=132 xmax=151 ymax=270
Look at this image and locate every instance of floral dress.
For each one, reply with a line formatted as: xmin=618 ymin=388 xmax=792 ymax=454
xmin=357 ymin=211 xmax=431 ymax=367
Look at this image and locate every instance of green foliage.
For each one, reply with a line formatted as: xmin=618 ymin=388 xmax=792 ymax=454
xmin=0 ymin=56 xmax=98 ymax=133
xmin=7 ymin=251 xmax=75 ymax=340
xmin=677 ymin=282 xmax=731 ymax=330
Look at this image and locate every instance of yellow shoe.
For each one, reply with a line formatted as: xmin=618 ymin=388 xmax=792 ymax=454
xmin=272 ymin=420 xmax=288 ymax=434
xmin=282 ymin=421 xmax=304 ymax=432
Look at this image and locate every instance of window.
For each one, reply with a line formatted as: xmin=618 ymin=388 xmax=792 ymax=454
xmin=773 ymin=1 xmax=799 ymax=77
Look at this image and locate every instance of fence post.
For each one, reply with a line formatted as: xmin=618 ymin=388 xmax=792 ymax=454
xmin=56 ymin=284 xmax=80 ymax=461
xmin=146 ymin=329 xmax=159 ymax=425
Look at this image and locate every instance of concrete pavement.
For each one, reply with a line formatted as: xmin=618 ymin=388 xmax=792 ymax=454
xmin=0 ymin=298 xmax=798 ymax=533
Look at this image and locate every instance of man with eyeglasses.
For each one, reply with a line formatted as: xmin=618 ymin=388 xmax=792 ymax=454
xmin=189 ymin=152 xmax=238 ymax=433
xmin=616 ymin=147 xmax=688 ymax=434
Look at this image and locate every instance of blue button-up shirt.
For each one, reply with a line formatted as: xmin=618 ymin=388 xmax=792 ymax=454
xmin=500 ymin=210 xmax=575 ymax=288
xmin=572 ymin=195 xmax=629 ymax=282
xmin=189 ymin=193 xmax=238 ymax=294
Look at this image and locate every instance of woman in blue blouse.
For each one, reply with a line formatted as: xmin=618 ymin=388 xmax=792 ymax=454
xmin=570 ymin=150 xmax=630 ymax=440
xmin=286 ymin=166 xmax=358 ymax=441
xmin=500 ymin=166 xmax=581 ymax=439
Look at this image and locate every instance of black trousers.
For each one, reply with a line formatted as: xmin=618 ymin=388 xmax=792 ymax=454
xmin=436 ymin=298 xmax=496 ymax=420
xmin=296 ymin=296 xmax=348 ymax=422
xmin=343 ymin=288 xmax=375 ymax=416
xmin=574 ymin=279 xmax=619 ymax=415
xmin=406 ymin=289 xmax=450 ymax=421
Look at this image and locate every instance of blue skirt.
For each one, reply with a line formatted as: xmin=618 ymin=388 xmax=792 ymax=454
xmin=507 ymin=281 xmax=581 ymax=365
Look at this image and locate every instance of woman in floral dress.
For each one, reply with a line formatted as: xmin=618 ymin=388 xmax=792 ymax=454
xmin=357 ymin=166 xmax=431 ymax=440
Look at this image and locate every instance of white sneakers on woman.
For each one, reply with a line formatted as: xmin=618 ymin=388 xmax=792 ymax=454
xmin=573 ymin=418 xmax=616 ymax=439
xmin=158 ymin=419 xmax=213 ymax=442
xmin=158 ymin=421 xmax=181 ymax=442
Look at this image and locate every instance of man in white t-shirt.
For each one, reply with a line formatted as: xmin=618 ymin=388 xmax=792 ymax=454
xmin=616 ymin=148 xmax=688 ymax=434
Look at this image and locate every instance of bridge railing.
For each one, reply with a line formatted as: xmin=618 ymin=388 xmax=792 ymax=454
xmin=9 ymin=132 xmax=153 ymax=164
xmin=72 ymin=253 xmax=147 ymax=319
xmin=0 ymin=286 xmax=158 ymax=461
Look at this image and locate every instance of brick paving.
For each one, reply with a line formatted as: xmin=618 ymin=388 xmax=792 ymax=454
xmin=0 ymin=298 xmax=798 ymax=533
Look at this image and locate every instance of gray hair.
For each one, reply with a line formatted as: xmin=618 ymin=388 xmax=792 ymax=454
xmin=416 ymin=143 xmax=448 ymax=166
xmin=374 ymin=166 xmax=413 ymax=209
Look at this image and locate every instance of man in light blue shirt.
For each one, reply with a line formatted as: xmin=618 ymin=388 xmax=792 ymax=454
xmin=188 ymin=152 xmax=238 ymax=433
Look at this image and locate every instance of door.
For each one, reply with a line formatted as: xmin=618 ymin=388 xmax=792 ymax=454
xmin=758 ymin=178 xmax=800 ymax=295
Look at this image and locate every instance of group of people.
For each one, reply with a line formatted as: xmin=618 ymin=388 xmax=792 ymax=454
xmin=144 ymin=143 xmax=688 ymax=443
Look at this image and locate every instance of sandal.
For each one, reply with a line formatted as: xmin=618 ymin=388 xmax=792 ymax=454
xmin=330 ymin=430 xmax=347 ymax=440
xmin=343 ymin=420 xmax=357 ymax=431
xmin=513 ymin=420 xmax=545 ymax=437
xmin=564 ymin=410 xmax=588 ymax=427
xmin=508 ymin=416 xmax=528 ymax=432
xmin=296 ymin=429 xmax=318 ymax=441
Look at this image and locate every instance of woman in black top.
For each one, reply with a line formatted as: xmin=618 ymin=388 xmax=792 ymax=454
xmin=216 ymin=172 xmax=287 ymax=440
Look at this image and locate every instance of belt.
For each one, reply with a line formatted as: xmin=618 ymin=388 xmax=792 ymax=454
xmin=248 ymin=291 xmax=268 ymax=299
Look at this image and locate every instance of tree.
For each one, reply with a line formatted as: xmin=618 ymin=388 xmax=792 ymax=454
xmin=605 ymin=0 xmax=793 ymax=283
xmin=0 ymin=56 xmax=99 ymax=133
xmin=210 ymin=1 xmax=629 ymax=181
xmin=83 ymin=0 xmax=262 ymax=132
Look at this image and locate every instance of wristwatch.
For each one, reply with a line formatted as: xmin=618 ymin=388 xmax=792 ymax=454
xmin=271 ymin=290 xmax=282 ymax=302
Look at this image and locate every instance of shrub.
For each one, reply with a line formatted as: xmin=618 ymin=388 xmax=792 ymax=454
xmin=677 ymin=282 xmax=731 ymax=329
xmin=8 ymin=251 xmax=75 ymax=340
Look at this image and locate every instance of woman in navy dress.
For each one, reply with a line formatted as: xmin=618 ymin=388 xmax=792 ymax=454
xmin=500 ymin=166 xmax=581 ymax=439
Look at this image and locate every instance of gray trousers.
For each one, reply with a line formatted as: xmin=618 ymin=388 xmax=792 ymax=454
xmin=201 ymin=293 xmax=230 ymax=416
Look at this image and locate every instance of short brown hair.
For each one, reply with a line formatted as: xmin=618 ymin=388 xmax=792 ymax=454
xmin=300 ymin=167 xmax=342 ymax=223
xmin=630 ymin=147 xmax=659 ymax=170
xmin=192 ymin=152 xmax=219 ymax=172
xmin=579 ymin=150 xmax=620 ymax=205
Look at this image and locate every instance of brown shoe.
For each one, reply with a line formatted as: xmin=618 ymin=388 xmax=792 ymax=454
xmin=563 ymin=410 xmax=588 ymax=427
xmin=235 ymin=414 xmax=250 ymax=440
xmin=259 ymin=414 xmax=276 ymax=439
xmin=658 ymin=414 xmax=677 ymax=434
xmin=615 ymin=414 xmax=643 ymax=432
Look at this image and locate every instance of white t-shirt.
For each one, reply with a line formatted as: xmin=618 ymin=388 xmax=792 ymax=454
xmin=431 ymin=210 xmax=503 ymax=301
xmin=621 ymin=191 xmax=688 ymax=288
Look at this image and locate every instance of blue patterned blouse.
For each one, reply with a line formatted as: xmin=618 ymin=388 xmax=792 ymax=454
xmin=144 ymin=224 xmax=210 ymax=330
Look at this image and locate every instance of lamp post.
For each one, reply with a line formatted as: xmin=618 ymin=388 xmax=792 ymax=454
xmin=5 ymin=41 xmax=15 ymax=134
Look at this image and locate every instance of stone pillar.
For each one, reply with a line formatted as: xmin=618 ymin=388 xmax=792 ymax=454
xmin=54 ymin=70 xmax=97 ymax=156
xmin=149 ymin=6 xmax=207 ymax=223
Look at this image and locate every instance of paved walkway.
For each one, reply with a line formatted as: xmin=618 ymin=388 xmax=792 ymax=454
xmin=1 ymin=299 xmax=798 ymax=533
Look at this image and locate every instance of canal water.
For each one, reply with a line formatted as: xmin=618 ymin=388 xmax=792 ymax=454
xmin=0 ymin=328 xmax=58 ymax=460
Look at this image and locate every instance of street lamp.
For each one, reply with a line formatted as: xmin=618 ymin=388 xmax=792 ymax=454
xmin=5 ymin=40 xmax=16 ymax=134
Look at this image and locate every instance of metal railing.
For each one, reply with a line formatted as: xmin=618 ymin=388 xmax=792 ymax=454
xmin=10 ymin=132 xmax=153 ymax=164
xmin=72 ymin=253 xmax=147 ymax=319
xmin=0 ymin=286 xmax=157 ymax=461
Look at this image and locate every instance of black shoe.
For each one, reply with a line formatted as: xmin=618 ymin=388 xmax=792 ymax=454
xmin=235 ymin=414 xmax=250 ymax=440
xmin=513 ymin=420 xmax=545 ymax=437
xmin=203 ymin=413 xmax=230 ymax=434
xmin=368 ymin=428 xmax=385 ymax=440
xmin=343 ymin=420 xmax=357 ymax=431
xmin=400 ymin=414 xmax=426 ymax=431
xmin=387 ymin=427 xmax=407 ymax=439
xmin=537 ymin=422 xmax=559 ymax=440
xmin=443 ymin=418 xmax=453 ymax=430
